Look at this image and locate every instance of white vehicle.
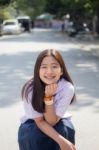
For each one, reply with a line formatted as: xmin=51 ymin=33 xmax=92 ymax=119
xmin=2 ymin=19 xmax=21 ymax=35
xmin=17 ymin=16 xmax=31 ymax=32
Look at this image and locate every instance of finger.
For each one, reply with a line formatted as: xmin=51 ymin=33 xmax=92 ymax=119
xmin=72 ymin=144 xmax=76 ymax=150
xmin=50 ymin=83 xmax=57 ymax=90
xmin=45 ymin=84 xmax=57 ymax=96
xmin=45 ymin=85 xmax=52 ymax=96
xmin=53 ymin=83 xmax=58 ymax=90
xmin=45 ymin=86 xmax=49 ymax=95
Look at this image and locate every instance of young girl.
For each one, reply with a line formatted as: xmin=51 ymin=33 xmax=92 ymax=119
xmin=18 ymin=49 xmax=76 ymax=150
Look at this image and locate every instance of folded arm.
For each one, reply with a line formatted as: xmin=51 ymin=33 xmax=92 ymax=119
xmin=34 ymin=117 xmax=76 ymax=150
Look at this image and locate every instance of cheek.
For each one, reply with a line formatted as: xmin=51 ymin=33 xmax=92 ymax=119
xmin=39 ymin=69 xmax=44 ymax=77
xmin=55 ymin=72 xmax=62 ymax=78
xmin=57 ymin=69 xmax=63 ymax=75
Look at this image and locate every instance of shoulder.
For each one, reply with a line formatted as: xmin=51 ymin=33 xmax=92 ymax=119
xmin=57 ymin=78 xmax=74 ymax=93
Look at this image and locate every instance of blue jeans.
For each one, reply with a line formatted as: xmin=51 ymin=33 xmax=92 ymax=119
xmin=18 ymin=118 xmax=75 ymax=150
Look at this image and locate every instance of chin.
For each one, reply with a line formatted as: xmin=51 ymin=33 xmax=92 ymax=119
xmin=44 ymin=80 xmax=57 ymax=85
xmin=46 ymin=82 xmax=54 ymax=85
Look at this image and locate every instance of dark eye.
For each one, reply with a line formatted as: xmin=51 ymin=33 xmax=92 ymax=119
xmin=52 ymin=65 xmax=58 ymax=68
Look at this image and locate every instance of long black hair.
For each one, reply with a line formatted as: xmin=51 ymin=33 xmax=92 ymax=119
xmin=22 ymin=49 xmax=75 ymax=113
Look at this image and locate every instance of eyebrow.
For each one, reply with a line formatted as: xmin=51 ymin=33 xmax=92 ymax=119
xmin=41 ymin=63 xmax=59 ymax=66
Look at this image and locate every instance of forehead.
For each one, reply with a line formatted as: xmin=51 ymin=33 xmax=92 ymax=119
xmin=41 ymin=56 xmax=59 ymax=64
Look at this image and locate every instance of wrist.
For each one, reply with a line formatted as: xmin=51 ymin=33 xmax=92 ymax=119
xmin=44 ymin=95 xmax=53 ymax=101
xmin=57 ymin=135 xmax=71 ymax=149
xmin=54 ymin=134 xmax=62 ymax=145
xmin=44 ymin=100 xmax=53 ymax=105
xmin=44 ymin=96 xmax=54 ymax=105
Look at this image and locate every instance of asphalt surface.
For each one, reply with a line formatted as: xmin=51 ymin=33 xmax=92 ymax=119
xmin=0 ymin=28 xmax=99 ymax=150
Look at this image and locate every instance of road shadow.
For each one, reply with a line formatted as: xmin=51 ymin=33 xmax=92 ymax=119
xmin=0 ymin=52 xmax=38 ymax=108
xmin=0 ymin=48 xmax=99 ymax=113
xmin=0 ymin=30 xmax=64 ymax=43
xmin=0 ymin=29 xmax=80 ymax=44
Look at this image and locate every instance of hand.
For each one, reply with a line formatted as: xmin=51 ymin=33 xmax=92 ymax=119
xmin=45 ymin=83 xmax=58 ymax=97
xmin=59 ymin=136 xmax=76 ymax=150
xmin=60 ymin=140 xmax=76 ymax=150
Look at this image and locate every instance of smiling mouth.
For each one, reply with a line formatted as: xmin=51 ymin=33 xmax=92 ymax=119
xmin=44 ymin=76 xmax=55 ymax=79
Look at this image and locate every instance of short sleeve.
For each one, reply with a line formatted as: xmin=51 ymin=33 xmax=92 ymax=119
xmin=55 ymin=82 xmax=74 ymax=118
xmin=23 ymin=90 xmax=43 ymax=119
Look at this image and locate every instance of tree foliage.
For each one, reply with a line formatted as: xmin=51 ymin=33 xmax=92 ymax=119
xmin=44 ymin=0 xmax=64 ymax=16
xmin=44 ymin=0 xmax=99 ymax=20
xmin=15 ymin=0 xmax=46 ymax=18
xmin=1 ymin=0 xmax=99 ymax=19
xmin=0 ymin=0 xmax=10 ymax=5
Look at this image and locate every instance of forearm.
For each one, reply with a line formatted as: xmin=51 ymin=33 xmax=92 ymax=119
xmin=34 ymin=117 xmax=61 ymax=145
xmin=44 ymin=104 xmax=59 ymax=126
xmin=34 ymin=117 xmax=76 ymax=150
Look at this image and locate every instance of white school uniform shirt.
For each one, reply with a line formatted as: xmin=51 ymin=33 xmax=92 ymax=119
xmin=20 ymin=78 xmax=74 ymax=128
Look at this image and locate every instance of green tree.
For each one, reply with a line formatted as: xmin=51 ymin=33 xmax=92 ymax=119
xmin=0 ymin=0 xmax=11 ymax=5
xmin=44 ymin=0 xmax=64 ymax=17
xmin=15 ymin=0 xmax=46 ymax=18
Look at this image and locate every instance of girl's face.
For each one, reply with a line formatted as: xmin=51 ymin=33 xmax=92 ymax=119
xmin=39 ymin=56 xmax=63 ymax=85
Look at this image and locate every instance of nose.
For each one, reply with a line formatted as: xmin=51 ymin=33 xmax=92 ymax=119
xmin=46 ymin=67 xmax=53 ymax=74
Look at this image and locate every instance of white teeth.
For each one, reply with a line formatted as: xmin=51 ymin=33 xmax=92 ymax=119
xmin=45 ymin=77 xmax=54 ymax=79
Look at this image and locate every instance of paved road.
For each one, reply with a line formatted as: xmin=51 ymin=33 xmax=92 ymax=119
xmin=0 ymin=29 xmax=99 ymax=150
